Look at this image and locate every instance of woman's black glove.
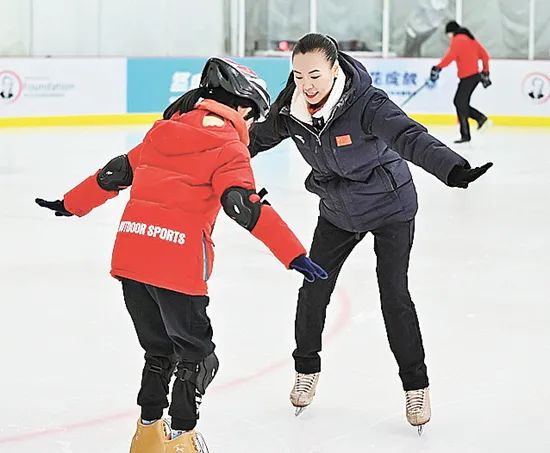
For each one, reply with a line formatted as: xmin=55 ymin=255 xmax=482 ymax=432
xmin=429 ymin=66 xmax=441 ymax=82
xmin=448 ymin=163 xmax=493 ymax=189
xmin=480 ymin=72 xmax=492 ymax=88
xmin=35 ymin=198 xmax=73 ymax=216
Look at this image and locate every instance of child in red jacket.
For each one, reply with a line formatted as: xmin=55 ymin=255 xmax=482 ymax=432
xmin=430 ymin=21 xmax=492 ymax=143
xmin=36 ymin=58 xmax=327 ymax=453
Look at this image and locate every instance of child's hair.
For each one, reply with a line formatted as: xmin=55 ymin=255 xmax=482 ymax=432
xmin=163 ymin=87 xmax=258 ymax=120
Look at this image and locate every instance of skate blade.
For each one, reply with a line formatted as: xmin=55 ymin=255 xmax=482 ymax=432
xmin=294 ymin=406 xmax=307 ymax=417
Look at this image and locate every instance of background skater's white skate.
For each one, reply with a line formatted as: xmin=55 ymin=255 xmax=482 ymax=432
xmin=290 ymin=372 xmax=319 ymax=416
xmin=405 ymin=387 xmax=431 ymax=436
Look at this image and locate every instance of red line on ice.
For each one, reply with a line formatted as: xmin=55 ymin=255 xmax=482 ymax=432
xmin=0 ymin=288 xmax=352 ymax=445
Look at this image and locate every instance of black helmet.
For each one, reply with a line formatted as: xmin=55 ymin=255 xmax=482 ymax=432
xmin=200 ymin=57 xmax=270 ymax=120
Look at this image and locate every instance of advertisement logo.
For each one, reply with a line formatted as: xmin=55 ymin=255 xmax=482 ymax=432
xmin=522 ymin=72 xmax=549 ymax=104
xmin=169 ymin=71 xmax=201 ymax=104
xmin=0 ymin=70 xmax=23 ymax=104
xmin=370 ymin=69 xmax=426 ymax=98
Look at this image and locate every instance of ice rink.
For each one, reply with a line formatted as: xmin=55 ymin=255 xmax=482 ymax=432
xmin=1 ymin=123 xmax=549 ymax=452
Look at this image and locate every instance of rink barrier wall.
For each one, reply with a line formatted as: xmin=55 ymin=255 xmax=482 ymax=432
xmin=1 ymin=113 xmax=549 ymax=128
xmin=0 ymin=114 xmax=160 ymax=127
xmin=356 ymin=58 xmax=550 ymax=119
xmin=0 ymin=57 xmax=548 ymax=128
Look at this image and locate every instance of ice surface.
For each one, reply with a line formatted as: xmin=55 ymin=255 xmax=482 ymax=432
xmin=1 ymin=124 xmax=549 ymax=452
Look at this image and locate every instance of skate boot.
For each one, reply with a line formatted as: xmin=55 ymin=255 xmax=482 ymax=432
xmin=477 ymin=116 xmax=492 ymax=131
xmin=129 ymin=418 xmax=170 ymax=453
xmin=164 ymin=429 xmax=209 ymax=453
xmin=405 ymin=387 xmax=431 ymax=436
xmin=290 ymin=372 xmax=319 ymax=416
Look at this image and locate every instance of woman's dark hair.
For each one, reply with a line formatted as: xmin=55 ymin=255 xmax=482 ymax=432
xmin=294 ymin=33 xmax=339 ymax=66
xmin=271 ymin=33 xmax=340 ymax=113
xmin=445 ymin=20 xmax=475 ymax=40
xmin=455 ymin=26 xmax=475 ymax=40
xmin=163 ymin=87 xmax=258 ymax=120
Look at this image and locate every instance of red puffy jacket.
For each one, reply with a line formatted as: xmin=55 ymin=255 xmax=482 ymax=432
xmin=436 ymin=34 xmax=490 ymax=79
xmin=64 ymin=99 xmax=306 ymax=295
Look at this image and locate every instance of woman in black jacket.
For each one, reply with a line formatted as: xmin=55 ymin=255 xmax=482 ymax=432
xmin=249 ymin=33 xmax=492 ymax=433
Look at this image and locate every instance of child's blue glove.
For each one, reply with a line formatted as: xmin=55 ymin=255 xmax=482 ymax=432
xmin=289 ymin=255 xmax=328 ymax=283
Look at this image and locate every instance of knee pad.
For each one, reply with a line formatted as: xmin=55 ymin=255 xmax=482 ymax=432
xmin=96 ymin=154 xmax=133 ymax=191
xmin=220 ymin=187 xmax=269 ymax=231
xmin=176 ymin=352 xmax=219 ymax=395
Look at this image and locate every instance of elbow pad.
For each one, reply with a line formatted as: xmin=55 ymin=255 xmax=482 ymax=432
xmin=96 ymin=154 xmax=133 ymax=191
xmin=221 ymin=187 xmax=269 ymax=231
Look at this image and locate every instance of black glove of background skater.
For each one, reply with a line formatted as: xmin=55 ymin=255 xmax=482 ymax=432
xmin=480 ymin=72 xmax=492 ymax=88
xmin=35 ymin=198 xmax=73 ymax=216
xmin=448 ymin=162 xmax=493 ymax=189
xmin=429 ymin=66 xmax=441 ymax=82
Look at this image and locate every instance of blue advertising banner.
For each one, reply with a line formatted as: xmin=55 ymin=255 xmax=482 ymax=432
xmin=358 ymin=58 xmax=444 ymax=112
xmin=127 ymin=57 xmax=290 ymax=113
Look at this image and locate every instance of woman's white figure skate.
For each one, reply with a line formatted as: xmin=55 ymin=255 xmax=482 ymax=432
xmin=405 ymin=387 xmax=431 ymax=436
xmin=290 ymin=372 xmax=320 ymax=416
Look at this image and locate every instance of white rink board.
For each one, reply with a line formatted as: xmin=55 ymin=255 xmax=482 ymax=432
xmin=0 ymin=58 xmax=126 ymax=117
xmin=0 ymin=57 xmax=548 ymax=120
xmin=358 ymin=57 xmax=550 ymax=117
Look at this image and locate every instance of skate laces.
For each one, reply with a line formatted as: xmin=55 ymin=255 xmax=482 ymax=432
xmin=405 ymin=389 xmax=426 ymax=414
xmin=295 ymin=373 xmax=318 ymax=394
xmin=193 ymin=432 xmax=209 ymax=453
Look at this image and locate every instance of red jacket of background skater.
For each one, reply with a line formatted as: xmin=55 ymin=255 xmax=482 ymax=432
xmin=63 ymin=99 xmax=306 ymax=295
xmin=436 ymin=34 xmax=490 ymax=79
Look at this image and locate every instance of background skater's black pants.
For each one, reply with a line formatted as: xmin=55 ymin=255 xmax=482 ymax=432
xmin=292 ymin=216 xmax=429 ymax=391
xmin=121 ymin=278 xmax=214 ymax=431
xmin=453 ymin=73 xmax=487 ymax=140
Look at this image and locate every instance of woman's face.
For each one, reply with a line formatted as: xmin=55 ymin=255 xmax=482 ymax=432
xmin=292 ymin=51 xmax=338 ymax=105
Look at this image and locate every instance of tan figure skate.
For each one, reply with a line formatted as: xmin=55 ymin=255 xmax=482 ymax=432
xmin=129 ymin=418 xmax=170 ymax=453
xmin=405 ymin=387 xmax=431 ymax=436
xmin=164 ymin=429 xmax=209 ymax=453
xmin=290 ymin=372 xmax=320 ymax=416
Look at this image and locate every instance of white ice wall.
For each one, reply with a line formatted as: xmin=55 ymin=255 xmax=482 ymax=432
xmin=0 ymin=0 xmax=225 ymax=57
xmin=32 ymin=0 xmax=99 ymax=56
xmin=0 ymin=0 xmax=31 ymax=55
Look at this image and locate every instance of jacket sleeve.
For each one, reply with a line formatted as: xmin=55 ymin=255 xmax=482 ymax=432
xmin=364 ymin=89 xmax=469 ymax=184
xmin=436 ymin=40 xmax=457 ymax=69
xmin=212 ymin=141 xmax=306 ymax=267
xmin=477 ymin=41 xmax=490 ymax=72
xmin=248 ymin=105 xmax=291 ymax=158
xmin=63 ymin=142 xmax=143 ymax=217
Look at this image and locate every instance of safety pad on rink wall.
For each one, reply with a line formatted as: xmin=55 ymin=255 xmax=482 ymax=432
xmin=127 ymin=57 xmax=291 ymax=114
xmin=0 ymin=58 xmax=127 ymax=118
xmin=360 ymin=57 xmax=550 ymax=119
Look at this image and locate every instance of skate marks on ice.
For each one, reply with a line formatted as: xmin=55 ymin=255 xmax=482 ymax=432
xmin=0 ymin=289 xmax=352 ymax=450
xmin=3 ymin=125 xmax=550 ymax=452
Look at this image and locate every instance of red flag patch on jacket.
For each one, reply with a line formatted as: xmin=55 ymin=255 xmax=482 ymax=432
xmin=336 ymin=134 xmax=352 ymax=147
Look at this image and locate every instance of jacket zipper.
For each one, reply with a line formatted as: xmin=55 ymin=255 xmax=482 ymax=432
xmin=380 ymin=166 xmax=398 ymax=190
xmin=288 ymin=111 xmax=356 ymax=233
xmin=202 ymin=232 xmax=209 ymax=281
